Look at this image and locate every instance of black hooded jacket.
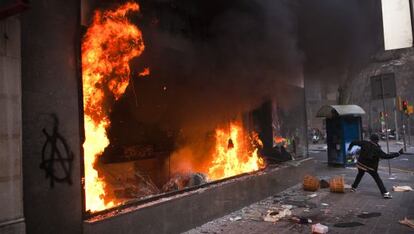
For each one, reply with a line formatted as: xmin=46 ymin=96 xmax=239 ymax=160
xmin=348 ymin=140 xmax=399 ymax=171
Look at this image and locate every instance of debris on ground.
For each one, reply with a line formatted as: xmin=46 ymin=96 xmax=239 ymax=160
xmin=290 ymin=216 xmax=312 ymax=224
xmin=321 ymin=209 xmax=330 ymax=215
xmin=334 ymin=222 xmax=364 ymax=227
xmin=357 ymin=212 xmax=381 ymax=219
xmin=162 ymin=173 xmax=207 ymax=192
xmin=393 ymin=186 xmax=413 ymax=192
xmin=320 ymin=179 xmax=330 ymax=188
xmin=399 ymin=217 xmax=414 ymax=229
xmin=281 ymin=204 xmax=294 ymax=210
xmin=286 ymin=161 xmax=302 ymax=167
xmin=243 ymin=210 xmax=262 ymax=221
xmin=308 ymin=193 xmax=318 ymax=198
xmin=263 ymin=208 xmax=292 ymax=222
xmin=229 ymin=216 xmax=242 ymax=222
xmin=311 ymin=223 xmax=329 ymax=233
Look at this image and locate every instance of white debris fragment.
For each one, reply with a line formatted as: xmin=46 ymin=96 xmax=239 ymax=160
xmin=281 ymin=205 xmax=294 ymax=210
xmin=393 ymin=186 xmax=413 ymax=192
xmin=312 ymin=223 xmax=329 ymax=233
xmin=229 ymin=216 xmax=242 ymax=221
xmin=263 ymin=209 xmax=292 ymax=222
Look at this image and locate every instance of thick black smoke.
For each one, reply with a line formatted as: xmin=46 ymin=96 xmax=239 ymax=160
xmin=297 ymin=0 xmax=383 ymax=83
xmin=115 ymin=0 xmax=303 ymax=133
xmin=93 ymin=0 xmax=383 ymax=150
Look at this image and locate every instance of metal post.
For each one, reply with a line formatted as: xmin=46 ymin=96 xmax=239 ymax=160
xmin=408 ymin=115 xmax=412 ymax=145
xmin=394 ymin=98 xmax=399 ymax=141
xmin=403 ymin=115 xmax=407 ymax=152
xmin=369 ymin=99 xmax=372 ymax=137
xmin=380 ymin=77 xmax=391 ymax=175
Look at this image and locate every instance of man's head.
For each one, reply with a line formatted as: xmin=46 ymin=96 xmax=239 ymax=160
xmin=370 ymin=133 xmax=380 ymax=143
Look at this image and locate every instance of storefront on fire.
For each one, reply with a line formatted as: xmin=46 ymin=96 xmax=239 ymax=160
xmin=6 ymin=0 xmax=310 ymax=233
xmin=81 ymin=1 xmax=308 ymax=215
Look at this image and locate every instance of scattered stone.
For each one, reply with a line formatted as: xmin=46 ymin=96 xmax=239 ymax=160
xmin=291 ymin=216 xmax=312 ymax=224
xmin=321 ymin=209 xmax=330 ymax=215
xmin=311 ymin=223 xmax=329 ymax=233
xmin=308 ymin=193 xmax=318 ymax=198
xmin=357 ymin=212 xmax=381 ymax=219
xmin=244 ymin=210 xmax=263 ymax=221
xmin=281 ymin=204 xmax=294 ymax=210
xmin=229 ymin=216 xmax=242 ymax=221
xmin=334 ymin=222 xmax=364 ymax=227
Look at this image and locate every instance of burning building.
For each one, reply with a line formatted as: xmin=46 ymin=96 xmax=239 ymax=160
xmin=78 ymin=1 xmax=308 ymax=214
xmin=1 ymin=0 xmax=316 ymax=233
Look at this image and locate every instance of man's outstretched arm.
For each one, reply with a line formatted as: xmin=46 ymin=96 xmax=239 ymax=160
xmin=378 ymin=148 xmax=403 ymax=159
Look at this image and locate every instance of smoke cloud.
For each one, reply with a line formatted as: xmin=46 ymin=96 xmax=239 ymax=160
xmin=297 ymin=0 xmax=383 ymax=83
xmin=95 ymin=0 xmax=383 ymax=149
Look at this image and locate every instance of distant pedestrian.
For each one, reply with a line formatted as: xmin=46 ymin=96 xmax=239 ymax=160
xmin=347 ymin=133 xmax=403 ymax=199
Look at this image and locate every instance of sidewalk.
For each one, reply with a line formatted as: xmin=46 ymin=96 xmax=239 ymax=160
xmin=183 ymin=142 xmax=414 ymax=234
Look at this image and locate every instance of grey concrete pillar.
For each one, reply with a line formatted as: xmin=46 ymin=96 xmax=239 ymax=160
xmin=0 ymin=15 xmax=25 ymax=234
xmin=21 ymin=1 xmax=83 ymax=233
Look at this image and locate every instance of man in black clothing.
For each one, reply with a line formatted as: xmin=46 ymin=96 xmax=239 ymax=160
xmin=347 ymin=133 xmax=403 ymax=199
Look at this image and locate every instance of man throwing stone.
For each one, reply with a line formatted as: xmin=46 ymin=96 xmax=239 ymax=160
xmin=348 ymin=133 xmax=404 ymax=199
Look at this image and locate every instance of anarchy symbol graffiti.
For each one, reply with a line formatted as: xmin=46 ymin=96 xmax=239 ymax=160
xmin=40 ymin=114 xmax=74 ymax=188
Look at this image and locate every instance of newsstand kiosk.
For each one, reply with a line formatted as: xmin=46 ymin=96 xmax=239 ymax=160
xmin=316 ymin=105 xmax=365 ymax=166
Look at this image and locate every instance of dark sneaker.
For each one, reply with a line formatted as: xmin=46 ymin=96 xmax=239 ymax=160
xmin=350 ymin=187 xmax=357 ymax=192
xmin=383 ymin=192 xmax=392 ymax=199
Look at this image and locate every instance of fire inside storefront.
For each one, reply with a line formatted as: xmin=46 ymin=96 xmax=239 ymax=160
xmin=17 ymin=0 xmax=311 ymax=233
xmin=81 ymin=1 xmax=307 ymax=216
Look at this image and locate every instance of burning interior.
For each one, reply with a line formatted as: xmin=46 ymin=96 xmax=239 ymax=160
xmin=81 ymin=1 xmax=307 ymax=215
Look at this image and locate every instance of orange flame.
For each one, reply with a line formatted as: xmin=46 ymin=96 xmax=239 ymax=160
xmin=138 ymin=67 xmax=150 ymax=77
xmin=274 ymin=136 xmax=286 ymax=144
xmin=82 ymin=2 xmax=144 ymax=212
xmin=208 ymin=122 xmax=265 ymax=180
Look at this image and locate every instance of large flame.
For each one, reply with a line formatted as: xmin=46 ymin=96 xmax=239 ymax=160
xmin=82 ymin=2 xmax=144 ymax=212
xmin=208 ymin=122 xmax=265 ymax=180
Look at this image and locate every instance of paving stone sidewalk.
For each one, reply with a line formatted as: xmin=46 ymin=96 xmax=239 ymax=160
xmin=183 ymin=143 xmax=414 ymax=234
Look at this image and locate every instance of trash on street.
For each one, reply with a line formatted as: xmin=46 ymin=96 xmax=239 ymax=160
xmin=393 ymin=186 xmax=413 ymax=192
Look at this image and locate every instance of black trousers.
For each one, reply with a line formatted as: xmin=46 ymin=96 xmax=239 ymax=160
xmin=352 ymin=168 xmax=387 ymax=194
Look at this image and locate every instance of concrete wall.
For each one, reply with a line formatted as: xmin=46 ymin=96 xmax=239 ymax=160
xmin=0 ymin=15 xmax=25 ymax=234
xmin=21 ymin=1 xmax=83 ymax=233
xmin=84 ymin=158 xmax=316 ymax=234
xmin=342 ymin=49 xmax=414 ymax=135
xmin=305 ymin=79 xmax=338 ymax=131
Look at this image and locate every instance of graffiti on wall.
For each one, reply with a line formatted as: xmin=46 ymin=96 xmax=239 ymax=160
xmin=40 ymin=114 xmax=74 ymax=188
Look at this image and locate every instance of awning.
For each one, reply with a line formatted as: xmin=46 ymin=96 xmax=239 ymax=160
xmin=316 ymin=105 xmax=365 ymax=118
